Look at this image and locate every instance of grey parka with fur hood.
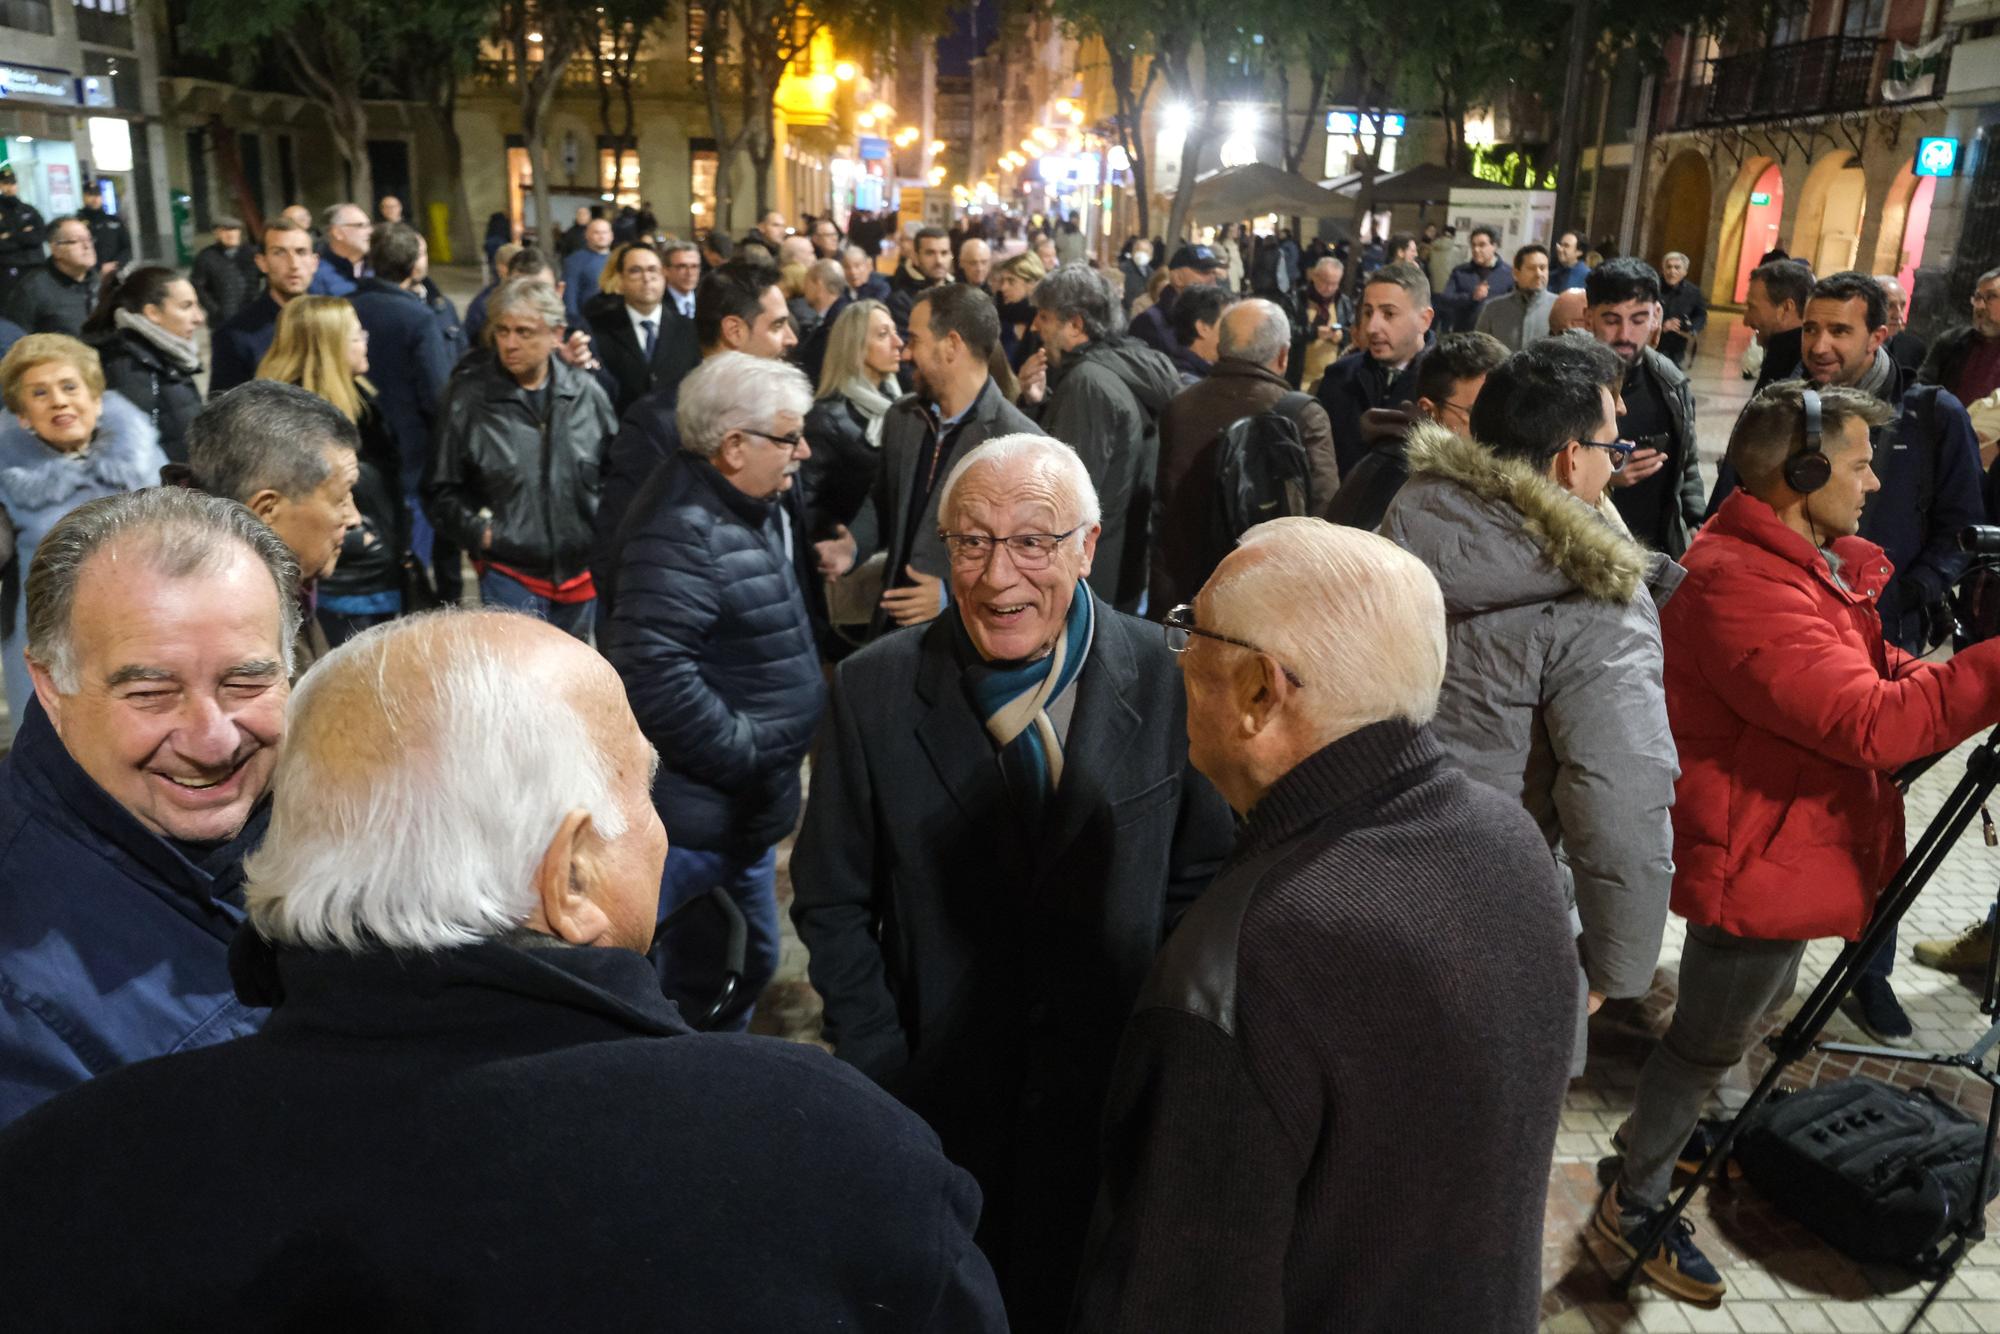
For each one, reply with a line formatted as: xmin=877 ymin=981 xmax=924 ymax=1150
xmin=1382 ymin=422 xmax=1682 ymax=1006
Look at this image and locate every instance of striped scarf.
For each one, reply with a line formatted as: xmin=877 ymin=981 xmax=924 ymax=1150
xmin=960 ymin=581 xmax=1096 ymax=817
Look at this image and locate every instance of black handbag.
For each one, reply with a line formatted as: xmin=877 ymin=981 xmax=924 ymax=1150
xmin=1735 ymin=1077 xmax=2000 ymax=1273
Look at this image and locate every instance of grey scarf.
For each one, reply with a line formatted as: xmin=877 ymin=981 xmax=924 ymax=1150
xmin=1855 ymin=344 xmax=1896 ymax=402
xmin=114 ymin=307 xmax=204 ymax=374
xmin=840 ymin=373 xmax=900 ymax=448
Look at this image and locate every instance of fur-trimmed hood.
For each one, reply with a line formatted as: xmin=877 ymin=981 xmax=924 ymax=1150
xmin=1388 ymin=420 xmax=1676 ymax=614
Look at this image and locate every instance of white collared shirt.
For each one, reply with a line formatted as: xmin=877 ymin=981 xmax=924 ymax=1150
xmin=626 ymin=302 xmax=664 ymax=353
xmin=667 ymin=287 xmax=695 ymax=320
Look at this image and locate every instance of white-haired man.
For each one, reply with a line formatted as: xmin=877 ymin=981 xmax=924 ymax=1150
xmin=0 ymin=489 xmax=299 ymax=1127
xmin=1153 ymin=298 xmax=1335 ymax=608
xmin=602 ymin=353 xmax=824 ymax=1030
xmin=0 ymin=610 xmax=1006 ymax=1331
xmin=427 ymin=276 xmax=619 ymax=639
xmin=1073 ymin=518 xmax=1576 ymax=1332
xmin=792 ymin=432 xmax=1234 ymax=1330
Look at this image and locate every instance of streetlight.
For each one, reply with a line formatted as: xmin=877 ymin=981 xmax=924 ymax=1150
xmin=834 ymin=61 xmax=856 ymax=81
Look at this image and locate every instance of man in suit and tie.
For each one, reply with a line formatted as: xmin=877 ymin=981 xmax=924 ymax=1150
xmin=586 ymin=242 xmax=702 ymax=416
xmin=793 ymin=432 xmax=1234 ymax=1329
xmin=662 ymin=239 xmax=700 ymax=322
xmin=810 ymin=283 xmax=1039 ymax=643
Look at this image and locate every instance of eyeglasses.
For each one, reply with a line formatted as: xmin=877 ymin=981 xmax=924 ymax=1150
xmin=1582 ymin=439 xmax=1638 ymax=471
xmin=51 ymin=238 xmax=90 ymax=248
xmin=745 ymin=429 xmax=806 ymax=449
xmin=937 ymin=526 xmax=1083 ymax=570
xmin=1161 ymin=604 xmax=1306 ymax=688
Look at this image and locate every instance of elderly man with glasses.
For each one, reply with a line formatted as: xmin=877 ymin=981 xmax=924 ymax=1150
xmin=1075 ymin=519 xmax=1577 ymax=1332
xmin=1381 ymin=338 xmax=1681 ymax=1082
xmin=307 ymin=202 xmax=372 ymax=297
xmin=792 ymin=432 xmax=1233 ymax=1332
xmin=601 ymin=352 xmax=824 ymax=1031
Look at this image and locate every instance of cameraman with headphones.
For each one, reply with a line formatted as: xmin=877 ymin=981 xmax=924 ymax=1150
xmin=1596 ymin=381 xmax=2000 ymax=1305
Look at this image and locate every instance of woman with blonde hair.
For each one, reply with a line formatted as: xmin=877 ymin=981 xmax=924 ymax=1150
xmin=802 ymin=299 xmax=903 ymax=649
xmin=803 ymin=299 xmax=902 ymax=544
xmin=257 ymin=296 xmax=408 ymax=643
xmin=992 ymin=249 xmax=1044 ymax=371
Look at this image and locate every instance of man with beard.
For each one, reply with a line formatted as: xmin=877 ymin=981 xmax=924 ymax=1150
xmin=887 ymin=227 xmax=952 ymax=336
xmin=1315 ymin=261 xmax=1435 ymax=478
xmin=0 ymin=489 xmax=299 ymax=1125
xmin=1585 ymin=258 xmax=1704 ymax=556
xmin=1920 ymin=265 xmax=2000 ymax=409
xmin=813 ymin=283 xmax=1039 ymax=642
xmin=211 ymin=217 xmax=321 ymax=392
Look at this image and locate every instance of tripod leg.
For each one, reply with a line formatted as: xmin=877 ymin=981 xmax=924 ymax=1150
xmin=1621 ymin=737 xmax=2000 ymax=1291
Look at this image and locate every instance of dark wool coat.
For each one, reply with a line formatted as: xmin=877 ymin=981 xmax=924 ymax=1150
xmin=791 ymin=598 xmax=1234 ymax=1330
xmin=1074 ymin=721 xmax=1576 ymax=1333
xmin=0 ymin=938 xmax=1005 ymax=1331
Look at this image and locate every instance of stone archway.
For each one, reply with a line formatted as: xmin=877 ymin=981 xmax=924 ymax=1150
xmin=1647 ymin=150 xmax=1712 ymax=284
xmin=1791 ymin=150 xmax=1867 ymax=275
xmin=1716 ymin=156 xmax=1782 ymax=305
xmin=1871 ymin=161 xmax=1940 ymax=318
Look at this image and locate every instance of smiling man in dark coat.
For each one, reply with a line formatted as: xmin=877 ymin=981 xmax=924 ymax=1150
xmin=792 ymin=432 xmax=1235 ymax=1331
xmin=0 ymin=489 xmax=299 ymax=1127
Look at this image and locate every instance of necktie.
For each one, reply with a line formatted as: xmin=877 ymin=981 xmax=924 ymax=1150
xmin=641 ymin=318 xmax=657 ymax=360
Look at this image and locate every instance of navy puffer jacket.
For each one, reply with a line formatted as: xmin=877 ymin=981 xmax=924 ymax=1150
xmin=602 ymin=450 xmax=825 ymax=853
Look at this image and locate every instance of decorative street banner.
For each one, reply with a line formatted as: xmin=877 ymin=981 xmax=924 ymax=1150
xmin=1883 ymin=35 xmax=1950 ymax=102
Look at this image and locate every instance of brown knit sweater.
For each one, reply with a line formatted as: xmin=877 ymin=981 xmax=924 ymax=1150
xmin=1071 ymin=719 xmax=1577 ymax=1332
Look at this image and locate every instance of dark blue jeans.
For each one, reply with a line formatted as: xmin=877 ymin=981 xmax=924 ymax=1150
xmin=652 ymin=843 xmax=779 ymax=1032
xmin=477 ymin=569 xmax=593 ymax=640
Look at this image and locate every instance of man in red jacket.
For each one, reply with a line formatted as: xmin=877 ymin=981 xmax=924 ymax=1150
xmin=1596 ymin=380 xmax=2000 ymax=1304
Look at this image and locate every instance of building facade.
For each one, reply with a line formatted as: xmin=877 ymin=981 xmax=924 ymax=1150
xmin=1 ymin=0 xmax=172 ymax=260
xmin=1636 ymin=0 xmax=1954 ymax=322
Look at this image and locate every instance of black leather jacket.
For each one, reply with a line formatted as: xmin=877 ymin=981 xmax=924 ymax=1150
xmin=424 ymin=355 xmax=618 ymax=581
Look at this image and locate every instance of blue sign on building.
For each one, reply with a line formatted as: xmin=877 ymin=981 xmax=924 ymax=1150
xmin=1915 ymin=137 xmax=1959 ymax=178
xmin=858 ymin=136 xmax=890 ymax=161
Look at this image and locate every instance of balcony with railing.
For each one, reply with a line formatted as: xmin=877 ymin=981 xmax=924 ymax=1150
xmin=1655 ymin=33 xmax=1952 ymax=132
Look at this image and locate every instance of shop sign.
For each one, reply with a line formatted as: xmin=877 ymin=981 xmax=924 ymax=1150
xmin=1915 ymin=137 xmax=1959 ymax=178
xmin=0 ymin=63 xmax=75 ymax=104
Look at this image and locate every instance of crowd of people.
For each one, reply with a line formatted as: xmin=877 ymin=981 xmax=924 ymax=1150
xmin=6 ymin=185 xmax=2000 ymax=1329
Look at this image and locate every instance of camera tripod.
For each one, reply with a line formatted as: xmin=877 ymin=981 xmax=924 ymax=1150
xmin=1615 ymin=722 xmax=2000 ymax=1333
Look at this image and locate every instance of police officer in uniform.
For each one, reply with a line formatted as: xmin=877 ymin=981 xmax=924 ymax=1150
xmin=77 ymin=182 xmax=132 ymax=275
xmin=0 ymin=167 xmax=48 ymax=302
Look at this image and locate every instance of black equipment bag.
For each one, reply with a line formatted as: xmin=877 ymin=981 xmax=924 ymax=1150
xmin=1210 ymin=392 xmax=1316 ymax=553
xmin=1735 ymin=1077 xmax=2000 ymax=1271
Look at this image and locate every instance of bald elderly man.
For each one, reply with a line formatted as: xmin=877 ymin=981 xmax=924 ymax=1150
xmin=958 ymin=237 xmax=992 ymax=292
xmin=793 ymin=432 xmax=1234 ymax=1329
xmin=0 ymin=609 xmax=1005 ymax=1331
xmin=1075 ymin=519 xmax=1576 ymax=1333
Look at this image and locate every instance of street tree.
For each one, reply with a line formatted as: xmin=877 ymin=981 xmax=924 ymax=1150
xmin=389 ymin=0 xmax=498 ymax=259
xmin=494 ymin=0 xmax=602 ymax=250
xmin=185 ymin=0 xmax=395 ymax=205
xmin=1053 ymin=0 xmax=1161 ymax=240
xmin=590 ymin=0 xmax=675 ymax=217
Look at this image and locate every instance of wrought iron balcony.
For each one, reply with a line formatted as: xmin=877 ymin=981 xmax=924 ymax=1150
xmin=1655 ymin=33 xmax=1952 ymax=132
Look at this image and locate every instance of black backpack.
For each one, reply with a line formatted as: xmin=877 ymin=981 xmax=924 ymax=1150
xmin=1210 ymin=392 xmax=1317 ymax=554
xmin=1735 ymin=1077 xmax=2000 ymax=1272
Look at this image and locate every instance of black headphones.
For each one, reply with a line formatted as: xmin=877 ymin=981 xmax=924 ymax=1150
xmin=1782 ymin=386 xmax=1830 ymax=494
